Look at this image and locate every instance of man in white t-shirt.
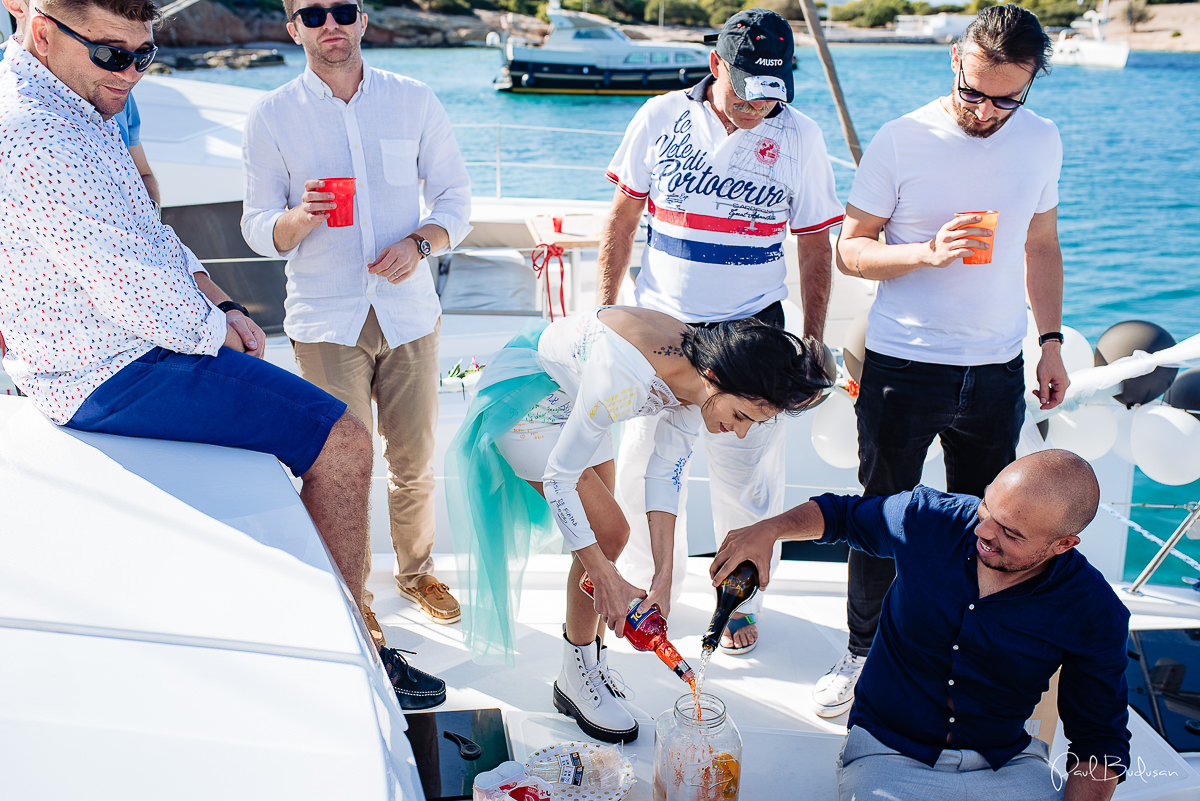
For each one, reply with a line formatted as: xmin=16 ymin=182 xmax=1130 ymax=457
xmin=598 ymin=8 xmax=842 ymax=655
xmin=816 ymin=5 xmax=1070 ymax=718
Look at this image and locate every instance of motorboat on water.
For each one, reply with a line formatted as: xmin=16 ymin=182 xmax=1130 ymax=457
xmin=492 ymin=0 xmax=712 ymax=95
xmin=1052 ymin=0 xmax=1131 ymax=68
xmin=4 ymin=44 xmax=1200 ymax=799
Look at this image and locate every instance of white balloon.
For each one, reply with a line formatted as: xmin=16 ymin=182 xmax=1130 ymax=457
xmin=1016 ymin=412 xmax=1047 ymax=458
xmin=1112 ymin=406 xmax=1136 ymax=463
xmin=1130 ymin=405 xmax=1200 ymax=486
xmin=1046 ymin=404 xmax=1118 ymax=461
xmin=811 ymin=391 xmax=860 ymax=470
xmin=1061 ymin=326 xmax=1094 ymax=374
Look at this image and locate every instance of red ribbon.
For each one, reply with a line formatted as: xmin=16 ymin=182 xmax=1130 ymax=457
xmin=531 ymin=242 xmax=566 ymax=321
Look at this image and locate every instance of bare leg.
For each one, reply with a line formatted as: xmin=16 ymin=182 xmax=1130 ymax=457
xmin=300 ymin=411 xmax=373 ymax=612
xmin=531 ymin=461 xmax=629 ymax=647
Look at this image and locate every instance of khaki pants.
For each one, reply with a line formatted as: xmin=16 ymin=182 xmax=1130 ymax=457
xmin=293 ymin=308 xmax=439 ymax=601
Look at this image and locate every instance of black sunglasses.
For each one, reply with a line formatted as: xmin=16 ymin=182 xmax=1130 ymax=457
xmin=290 ymin=3 xmax=361 ymax=28
xmin=956 ymin=62 xmax=1032 ymax=111
xmin=36 ymin=9 xmax=157 ymax=73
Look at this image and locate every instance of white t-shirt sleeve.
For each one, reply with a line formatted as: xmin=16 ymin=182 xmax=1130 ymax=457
xmin=1034 ymin=122 xmax=1063 ymax=214
xmin=605 ymin=102 xmax=656 ymax=198
xmin=789 ymin=115 xmax=845 ymax=235
xmin=543 ymin=334 xmax=654 ymax=551
xmin=846 ymin=122 xmax=900 ymax=222
xmin=644 ymin=405 xmax=701 ymax=515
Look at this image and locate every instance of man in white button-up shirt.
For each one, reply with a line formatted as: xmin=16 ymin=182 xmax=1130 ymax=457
xmin=241 ymin=0 xmax=472 ymax=640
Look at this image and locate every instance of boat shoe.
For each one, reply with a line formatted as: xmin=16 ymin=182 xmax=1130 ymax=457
xmin=397 ymin=574 xmax=461 ymax=625
xmin=363 ymin=605 xmax=386 ymax=649
xmin=379 ymin=646 xmax=446 ymax=711
xmin=552 ymin=632 xmax=638 ymax=744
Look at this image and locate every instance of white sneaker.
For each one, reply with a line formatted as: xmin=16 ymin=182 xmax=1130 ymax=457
xmin=812 ymin=652 xmax=866 ymax=718
xmin=553 ymin=633 xmax=638 ymax=743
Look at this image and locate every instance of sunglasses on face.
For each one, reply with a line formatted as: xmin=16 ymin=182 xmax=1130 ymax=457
xmin=956 ymin=62 xmax=1032 ymax=111
xmin=36 ymin=9 xmax=157 ymax=73
xmin=290 ymin=3 xmax=361 ymax=28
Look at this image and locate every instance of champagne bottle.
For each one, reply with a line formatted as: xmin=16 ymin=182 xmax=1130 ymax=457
xmin=579 ymin=573 xmax=695 ymax=686
xmin=700 ymin=561 xmax=759 ymax=654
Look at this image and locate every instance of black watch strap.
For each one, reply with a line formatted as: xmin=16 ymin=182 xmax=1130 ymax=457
xmin=1038 ymin=331 xmax=1064 ymax=346
xmin=217 ymin=300 xmax=250 ymax=317
xmin=406 ymin=232 xmax=432 ymax=257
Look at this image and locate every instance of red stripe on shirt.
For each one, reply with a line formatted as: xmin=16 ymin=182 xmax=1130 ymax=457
xmin=792 ymin=215 xmax=844 ymax=235
xmin=647 ymin=199 xmax=787 ymax=237
xmin=606 ymin=172 xmax=648 ymax=199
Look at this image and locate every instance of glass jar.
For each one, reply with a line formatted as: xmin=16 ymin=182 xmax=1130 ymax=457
xmin=653 ymin=693 xmax=742 ymax=801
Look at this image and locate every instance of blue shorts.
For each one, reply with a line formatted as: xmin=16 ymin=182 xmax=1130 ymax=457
xmin=66 ymin=347 xmax=347 ymax=477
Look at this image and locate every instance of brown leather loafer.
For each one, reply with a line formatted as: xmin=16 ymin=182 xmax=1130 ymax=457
xmin=397 ymin=574 xmax=461 ymax=625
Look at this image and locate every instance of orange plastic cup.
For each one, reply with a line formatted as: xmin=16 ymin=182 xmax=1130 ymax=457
xmin=323 ymin=177 xmax=356 ymax=227
xmin=955 ymin=210 xmax=999 ymax=264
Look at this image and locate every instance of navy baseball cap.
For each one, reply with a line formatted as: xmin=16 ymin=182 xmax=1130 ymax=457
xmin=704 ymin=9 xmax=795 ymax=103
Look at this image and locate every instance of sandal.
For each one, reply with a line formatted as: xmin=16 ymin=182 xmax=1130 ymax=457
xmin=719 ymin=613 xmax=758 ymax=656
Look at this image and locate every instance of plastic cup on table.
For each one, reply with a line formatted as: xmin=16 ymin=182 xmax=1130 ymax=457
xmin=551 ymin=215 xmax=564 ymax=234
xmin=955 ymin=210 xmax=999 ymax=264
xmin=322 ymin=177 xmax=356 ymax=227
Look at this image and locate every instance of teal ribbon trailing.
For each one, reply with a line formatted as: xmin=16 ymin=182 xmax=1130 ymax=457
xmin=445 ymin=321 xmax=560 ymax=664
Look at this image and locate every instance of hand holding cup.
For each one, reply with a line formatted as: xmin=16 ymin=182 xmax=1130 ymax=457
xmin=954 ymin=210 xmax=999 ymax=265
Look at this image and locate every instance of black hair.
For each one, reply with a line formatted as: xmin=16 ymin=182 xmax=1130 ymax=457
xmin=680 ymin=318 xmax=831 ymax=415
xmin=960 ymin=4 xmax=1054 ymax=76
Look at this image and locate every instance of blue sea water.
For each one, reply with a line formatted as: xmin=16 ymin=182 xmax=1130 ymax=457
xmin=187 ymin=43 xmax=1200 ymax=584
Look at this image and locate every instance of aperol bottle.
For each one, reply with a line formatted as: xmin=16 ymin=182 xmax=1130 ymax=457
xmin=579 ymin=573 xmax=695 ymax=686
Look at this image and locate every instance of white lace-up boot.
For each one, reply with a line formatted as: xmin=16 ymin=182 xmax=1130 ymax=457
xmin=812 ymin=651 xmax=866 ymax=718
xmin=597 ymin=643 xmax=650 ymax=719
xmin=553 ymin=632 xmax=638 ymax=743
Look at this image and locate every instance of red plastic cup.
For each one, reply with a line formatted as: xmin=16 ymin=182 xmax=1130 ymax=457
xmin=552 ymin=215 xmax=564 ymax=233
xmin=955 ymin=210 xmax=999 ymax=265
xmin=323 ymin=177 xmax=356 ymax=227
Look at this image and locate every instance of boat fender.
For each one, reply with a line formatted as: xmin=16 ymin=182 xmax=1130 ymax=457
xmin=602 ymin=70 xmax=612 ymax=87
xmin=641 ymin=72 xmax=650 ymax=87
xmin=678 ymin=68 xmax=687 ymax=86
xmin=522 ymin=73 xmax=534 ymax=88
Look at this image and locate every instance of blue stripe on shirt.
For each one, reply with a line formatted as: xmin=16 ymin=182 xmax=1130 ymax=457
xmin=646 ymin=227 xmax=782 ymax=266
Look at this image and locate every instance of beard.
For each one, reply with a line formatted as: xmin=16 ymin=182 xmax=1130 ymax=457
xmin=954 ymin=99 xmax=1013 ymax=139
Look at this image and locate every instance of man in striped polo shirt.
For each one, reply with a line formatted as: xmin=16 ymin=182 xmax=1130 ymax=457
xmin=597 ymin=8 xmax=842 ymax=656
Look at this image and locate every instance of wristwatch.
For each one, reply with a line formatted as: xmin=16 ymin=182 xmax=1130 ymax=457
xmin=217 ymin=300 xmax=250 ymax=318
xmin=406 ymin=232 xmax=432 ymax=257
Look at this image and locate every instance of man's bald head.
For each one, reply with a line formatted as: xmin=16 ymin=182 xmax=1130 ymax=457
xmin=992 ymin=449 xmax=1100 ymax=541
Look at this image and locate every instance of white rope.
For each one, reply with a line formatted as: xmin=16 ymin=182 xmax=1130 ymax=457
xmin=1100 ymin=503 xmax=1200 ymax=573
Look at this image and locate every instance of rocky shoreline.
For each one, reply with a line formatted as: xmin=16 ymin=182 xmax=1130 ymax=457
xmin=153 ymin=0 xmax=1199 ymax=64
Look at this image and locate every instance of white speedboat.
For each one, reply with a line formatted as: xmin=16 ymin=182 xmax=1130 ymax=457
xmin=493 ymin=0 xmax=711 ymax=95
xmin=4 ymin=37 xmax=1200 ymax=800
xmin=1052 ymin=0 xmax=1131 ymax=68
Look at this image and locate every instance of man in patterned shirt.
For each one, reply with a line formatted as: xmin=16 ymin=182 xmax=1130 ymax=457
xmin=0 ymin=0 xmax=446 ymax=710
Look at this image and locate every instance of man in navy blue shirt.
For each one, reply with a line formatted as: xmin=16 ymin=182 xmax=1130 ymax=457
xmin=712 ymin=449 xmax=1128 ymax=800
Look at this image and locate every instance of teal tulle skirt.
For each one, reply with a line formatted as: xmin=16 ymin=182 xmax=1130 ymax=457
xmin=446 ymin=321 xmax=560 ymax=664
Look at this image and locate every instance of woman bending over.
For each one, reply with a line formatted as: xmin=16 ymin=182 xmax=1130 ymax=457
xmin=447 ymin=305 xmax=829 ymax=742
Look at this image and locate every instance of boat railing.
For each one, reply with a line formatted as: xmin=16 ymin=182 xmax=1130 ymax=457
xmin=1113 ymin=501 xmax=1200 ymax=594
xmin=453 ymin=122 xmax=857 ymax=198
xmin=453 ymin=122 xmax=626 ymax=198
